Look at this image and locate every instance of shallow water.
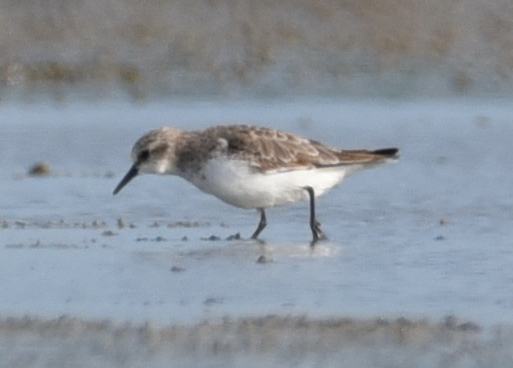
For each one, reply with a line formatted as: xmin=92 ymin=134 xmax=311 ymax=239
xmin=1 ymin=98 xmax=513 ymax=365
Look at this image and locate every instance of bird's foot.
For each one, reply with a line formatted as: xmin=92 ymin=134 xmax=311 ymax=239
xmin=310 ymin=221 xmax=328 ymax=246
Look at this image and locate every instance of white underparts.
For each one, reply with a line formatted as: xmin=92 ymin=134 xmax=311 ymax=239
xmin=183 ymin=158 xmax=367 ymax=209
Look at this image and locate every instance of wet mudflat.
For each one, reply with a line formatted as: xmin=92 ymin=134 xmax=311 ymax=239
xmin=1 ymin=99 xmax=513 ymax=366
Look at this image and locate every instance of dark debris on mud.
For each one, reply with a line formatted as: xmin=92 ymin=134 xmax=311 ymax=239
xmin=27 ymin=162 xmax=52 ymax=177
xmin=5 ymin=241 xmax=88 ymax=250
xmin=201 ymin=233 xmax=242 ymax=241
xmin=0 ymin=218 xmax=206 ymax=231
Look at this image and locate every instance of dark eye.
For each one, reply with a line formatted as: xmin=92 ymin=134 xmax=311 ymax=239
xmin=138 ymin=149 xmax=150 ymax=162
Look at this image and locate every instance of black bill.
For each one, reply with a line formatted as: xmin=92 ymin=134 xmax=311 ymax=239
xmin=113 ymin=165 xmax=139 ymax=195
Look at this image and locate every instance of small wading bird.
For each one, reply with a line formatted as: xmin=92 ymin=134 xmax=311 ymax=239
xmin=113 ymin=125 xmax=399 ymax=244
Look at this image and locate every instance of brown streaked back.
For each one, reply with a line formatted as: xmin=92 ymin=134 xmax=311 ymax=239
xmin=200 ymin=125 xmax=399 ymax=173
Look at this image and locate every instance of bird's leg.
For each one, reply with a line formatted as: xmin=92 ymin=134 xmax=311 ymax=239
xmin=250 ymin=208 xmax=267 ymax=239
xmin=304 ymin=186 xmax=327 ymax=245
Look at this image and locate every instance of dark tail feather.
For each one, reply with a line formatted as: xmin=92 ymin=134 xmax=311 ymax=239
xmin=373 ymin=148 xmax=399 ymax=158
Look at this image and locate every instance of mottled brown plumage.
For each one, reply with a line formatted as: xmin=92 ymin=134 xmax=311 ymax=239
xmin=173 ymin=125 xmax=397 ymax=174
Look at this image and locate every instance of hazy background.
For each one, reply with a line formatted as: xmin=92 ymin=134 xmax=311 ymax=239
xmin=1 ymin=0 xmax=513 ymax=100
xmin=3 ymin=2 xmax=513 ymax=366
